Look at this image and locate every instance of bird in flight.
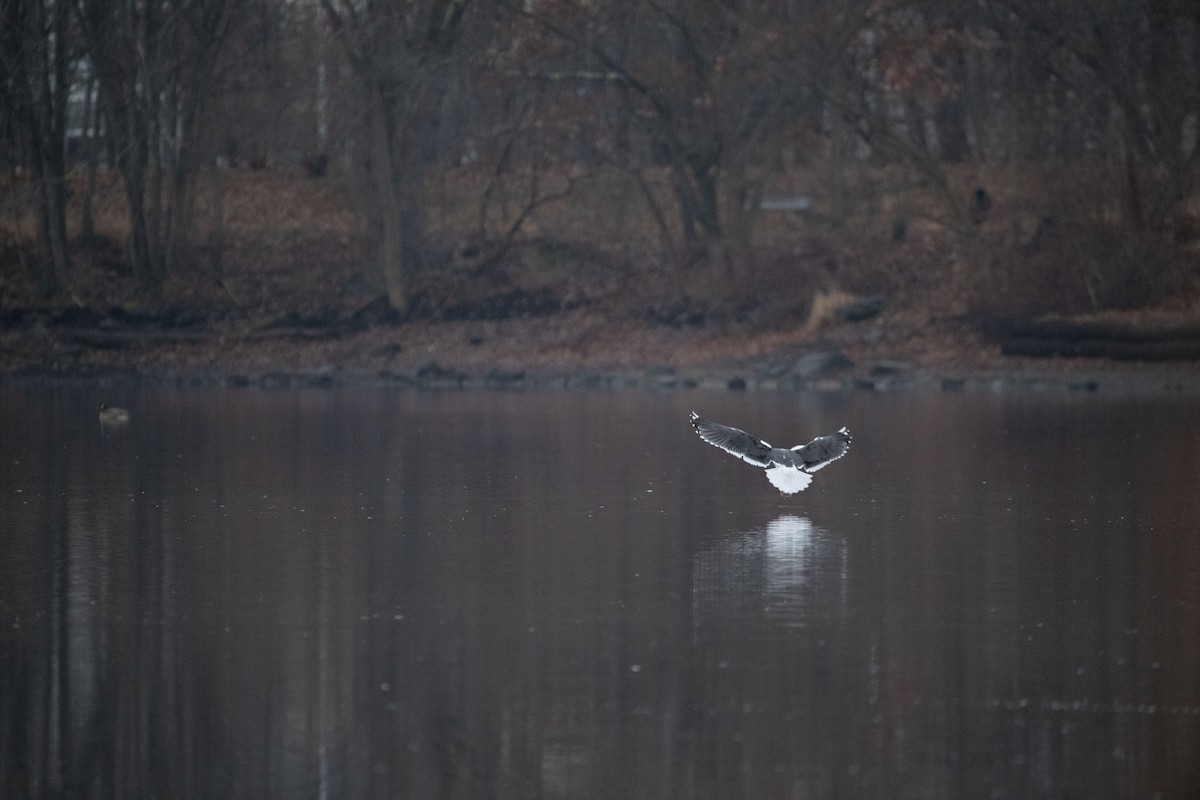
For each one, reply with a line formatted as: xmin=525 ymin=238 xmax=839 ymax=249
xmin=689 ymin=412 xmax=851 ymax=494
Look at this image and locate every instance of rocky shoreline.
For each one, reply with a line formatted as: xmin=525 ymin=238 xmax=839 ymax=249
xmin=3 ymin=305 xmax=1198 ymax=395
xmin=5 ymin=348 xmax=1197 ymax=396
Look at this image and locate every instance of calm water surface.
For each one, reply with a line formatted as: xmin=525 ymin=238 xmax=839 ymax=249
xmin=1 ymin=386 xmax=1198 ymax=799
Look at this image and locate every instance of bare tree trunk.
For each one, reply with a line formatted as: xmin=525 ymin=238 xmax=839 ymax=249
xmin=79 ymin=0 xmax=230 ymax=291
xmin=366 ymin=81 xmax=411 ymax=312
xmin=34 ymin=167 xmax=72 ymax=296
xmin=3 ymin=0 xmax=74 ymax=297
xmin=936 ymin=96 xmax=970 ymax=164
xmin=81 ymin=80 xmax=101 ymax=246
xmin=122 ymin=155 xmax=162 ymax=287
xmin=209 ymin=160 xmax=227 ymax=277
xmin=321 ymin=0 xmax=473 ymax=314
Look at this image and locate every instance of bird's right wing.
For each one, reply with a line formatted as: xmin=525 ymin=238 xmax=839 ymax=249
xmin=690 ymin=412 xmax=773 ymax=467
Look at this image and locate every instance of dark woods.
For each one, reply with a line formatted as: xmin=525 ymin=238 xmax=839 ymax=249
xmin=2 ymin=0 xmax=1198 ymax=321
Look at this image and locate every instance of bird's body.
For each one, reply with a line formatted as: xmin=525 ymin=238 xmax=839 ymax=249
xmin=98 ymin=402 xmax=130 ymax=425
xmin=689 ymin=412 xmax=850 ymax=494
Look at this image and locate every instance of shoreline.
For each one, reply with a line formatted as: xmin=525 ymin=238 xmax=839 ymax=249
xmin=4 ymin=351 xmax=1197 ymax=396
xmin=4 ymin=307 xmax=1199 ymax=394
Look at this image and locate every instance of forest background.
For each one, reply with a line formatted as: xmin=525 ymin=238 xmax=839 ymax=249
xmin=2 ymin=0 xmax=1199 ymax=377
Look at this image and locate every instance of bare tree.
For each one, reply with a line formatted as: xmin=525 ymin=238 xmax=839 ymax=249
xmin=0 ymin=0 xmax=75 ymax=296
xmin=1014 ymin=0 xmax=1200 ymax=230
xmin=320 ymin=0 xmax=475 ymax=312
xmin=75 ymin=0 xmax=233 ymax=289
xmin=506 ymin=0 xmax=871 ymax=297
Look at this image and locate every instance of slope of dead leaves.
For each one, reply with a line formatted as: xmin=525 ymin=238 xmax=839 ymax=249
xmin=1 ymin=167 xmax=1198 ymax=381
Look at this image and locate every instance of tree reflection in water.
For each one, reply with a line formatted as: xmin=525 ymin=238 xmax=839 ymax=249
xmin=0 ymin=387 xmax=1197 ymax=799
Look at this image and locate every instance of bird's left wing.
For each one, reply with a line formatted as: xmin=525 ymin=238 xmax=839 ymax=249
xmin=690 ymin=412 xmax=773 ymax=467
xmin=791 ymin=427 xmax=852 ymax=472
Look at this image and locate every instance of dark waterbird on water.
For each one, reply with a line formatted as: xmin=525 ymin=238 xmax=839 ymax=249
xmin=689 ymin=412 xmax=851 ymax=494
xmin=98 ymin=402 xmax=130 ymax=425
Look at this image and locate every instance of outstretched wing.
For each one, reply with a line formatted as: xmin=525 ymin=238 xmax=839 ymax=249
xmin=689 ymin=412 xmax=772 ymax=467
xmin=792 ymin=427 xmax=852 ymax=472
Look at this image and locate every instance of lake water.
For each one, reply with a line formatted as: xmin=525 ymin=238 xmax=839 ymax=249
xmin=1 ymin=385 xmax=1198 ymax=799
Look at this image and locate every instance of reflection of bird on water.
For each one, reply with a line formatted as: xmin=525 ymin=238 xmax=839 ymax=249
xmin=763 ymin=515 xmax=818 ymax=592
xmin=98 ymin=402 xmax=130 ymax=425
xmin=689 ymin=412 xmax=851 ymax=494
